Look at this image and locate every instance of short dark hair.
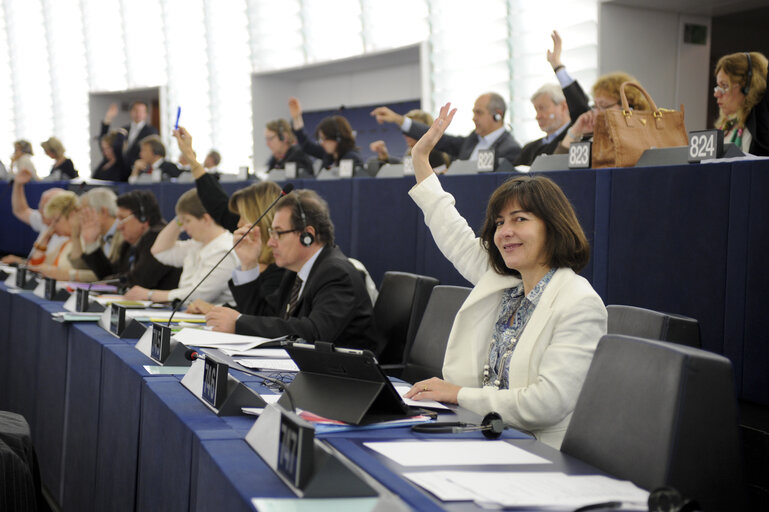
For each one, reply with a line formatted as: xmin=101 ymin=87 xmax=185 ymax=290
xmin=315 ymin=116 xmax=357 ymax=164
xmin=130 ymin=101 xmax=148 ymax=110
xmin=117 ymin=189 xmax=163 ymax=226
xmin=480 ymin=175 xmax=590 ymax=276
xmin=266 ymin=119 xmax=296 ymax=144
xmin=140 ymin=135 xmax=165 ymax=157
xmin=205 ymin=150 xmax=221 ymax=166
xmin=275 ymin=189 xmax=335 ymax=246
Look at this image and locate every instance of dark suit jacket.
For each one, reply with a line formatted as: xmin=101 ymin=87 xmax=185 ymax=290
xmin=235 ymin=245 xmax=383 ymax=353
xmin=516 ymin=80 xmax=592 ymax=165
xmin=196 ymin=172 xmax=239 ymax=232
xmin=229 ymin=263 xmax=286 ymax=316
xmin=293 ymin=127 xmax=364 ymax=170
xmin=94 ymin=122 xmax=130 ymax=181
xmin=121 ymin=122 xmax=159 ymax=170
xmin=404 ymin=120 xmax=522 ymax=167
xmin=158 ymin=160 xmax=181 ymax=179
xmin=746 ymin=72 xmax=769 ymax=156
xmin=81 ymin=224 xmax=182 ymax=289
xmin=49 ymin=159 xmax=78 ymax=179
xmin=267 ymin=144 xmax=315 ymax=178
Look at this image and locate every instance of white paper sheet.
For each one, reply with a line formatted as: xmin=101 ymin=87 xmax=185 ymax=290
xmin=393 ymin=383 xmax=449 ymax=410
xmin=363 ymin=440 xmax=551 ymax=467
xmin=171 ymin=327 xmax=277 ymax=351
xmin=235 ymin=358 xmax=298 ymax=372
xmin=125 ymin=310 xmax=205 ymax=321
xmin=221 ymin=348 xmax=290 ymax=358
xmin=403 ymin=470 xmax=649 ymax=508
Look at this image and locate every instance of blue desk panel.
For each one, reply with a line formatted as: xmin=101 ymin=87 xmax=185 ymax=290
xmin=60 ymin=322 xmax=122 ymax=511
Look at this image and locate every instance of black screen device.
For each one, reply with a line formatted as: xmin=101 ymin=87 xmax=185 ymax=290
xmin=282 ymin=341 xmax=413 ymax=424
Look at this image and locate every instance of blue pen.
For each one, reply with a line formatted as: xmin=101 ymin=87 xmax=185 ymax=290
xmin=174 ymin=107 xmax=181 ymax=130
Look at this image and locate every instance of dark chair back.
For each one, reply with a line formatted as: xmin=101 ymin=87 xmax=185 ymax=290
xmin=561 ymin=335 xmax=743 ymax=511
xmin=607 ymin=304 xmax=701 ymax=348
xmin=374 ymin=272 xmax=438 ymax=365
xmin=401 ymin=285 xmax=471 ymax=383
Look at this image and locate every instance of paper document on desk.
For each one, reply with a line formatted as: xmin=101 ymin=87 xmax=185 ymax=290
xmin=364 ymin=440 xmax=550 ymax=467
xmin=392 ymin=383 xmax=449 ymax=410
xmin=222 ymin=348 xmax=290 ymax=358
xmin=404 ymin=470 xmax=649 ymax=508
xmin=235 ymin=358 xmax=298 ymax=372
xmin=172 ymin=328 xmax=278 ymax=351
xmin=125 ymin=310 xmax=205 ymax=322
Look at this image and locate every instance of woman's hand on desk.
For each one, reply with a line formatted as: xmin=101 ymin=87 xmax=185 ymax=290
xmin=404 ymin=377 xmax=460 ymax=405
xmin=205 ymin=306 xmax=239 ymax=333
xmin=186 ymin=299 xmax=214 ymax=315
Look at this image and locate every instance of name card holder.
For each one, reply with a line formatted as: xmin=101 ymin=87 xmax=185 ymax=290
xmin=180 ymin=351 xmax=266 ymax=416
xmin=246 ymin=404 xmax=377 ymax=498
xmin=134 ymin=323 xmax=192 ymax=367
xmin=284 ymin=162 xmax=297 ymax=179
xmin=98 ymin=303 xmax=145 ymax=338
xmin=0 ymin=268 xmax=9 ymax=281
xmin=338 ymin=159 xmax=354 ymax=178
xmin=568 ymin=141 xmax=592 ymax=169
xmin=688 ymin=129 xmax=724 ymax=162
xmin=43 ymin=278 xmax=71 ymax=301
xmin=476 ymin=149 xmax=496 ymax=172
xmin=63 ymin=288 xmax=107 ymax=313
xmin=14 ymin=266 xmax=38 ymax=290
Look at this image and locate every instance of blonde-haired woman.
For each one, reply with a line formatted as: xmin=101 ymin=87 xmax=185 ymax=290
xmin=173 ymin=127 xmax=286 ymax=316
xmin=30 ymin=191 xmax=96 ymax=282
xmin=41 ymin=137 xmax=78 ymax=179
xmin=713 ymin=51 xmax=769 ymax=155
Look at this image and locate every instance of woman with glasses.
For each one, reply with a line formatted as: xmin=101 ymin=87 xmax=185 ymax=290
xmin=547 ymin=30 xmax=649 ymax=151
xmin=172 ymin=127 xmax=286 ymax=316
xmin=287 ymin=96 xmax=364 ymax=172
xmin=713 ymin=52 xmax=769 ymax=155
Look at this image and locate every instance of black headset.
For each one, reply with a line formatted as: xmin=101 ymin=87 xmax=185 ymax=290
xmin=742 ymin=52 xmax=753 ymax=96
xmin=411 ymin=412 xmax=505 ymax=439
xmin=295 ymin=196 xmax=314 ymax=247
xmin=136 ymin=192 xmax=148 ymax=223
xmin=276 ymin=122 xmax=286 ymax=142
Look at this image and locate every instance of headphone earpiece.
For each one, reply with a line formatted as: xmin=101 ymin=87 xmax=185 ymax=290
xmin=334 ymin=117 xmax=342 ymax=143
xmin=742 ymin=52 xmax=753 ymax=96
xmin=493 ymin=112 xmax=502 ymax=122
xmin=296 ymin=197 xmax=314 ymax=247
xmin=276 ymin=123 xmax=285 ymax=142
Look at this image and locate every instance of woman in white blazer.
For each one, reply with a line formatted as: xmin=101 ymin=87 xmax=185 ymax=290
xmin=404 ymin=103 xmax=607 ymax=448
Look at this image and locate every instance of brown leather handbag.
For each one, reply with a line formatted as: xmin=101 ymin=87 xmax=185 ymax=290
xmin=592 ymin=81 xmax=688 ymax=168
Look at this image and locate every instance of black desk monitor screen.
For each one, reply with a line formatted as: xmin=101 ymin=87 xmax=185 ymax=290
xmin=284 ymin=342 xmax=412 ymax=424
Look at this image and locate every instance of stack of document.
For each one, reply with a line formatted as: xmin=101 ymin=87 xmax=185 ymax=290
xmin=172 ymin=328 xmax=296 ymax=371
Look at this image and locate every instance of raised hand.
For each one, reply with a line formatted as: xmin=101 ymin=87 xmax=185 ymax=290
xmin=411 ymin=102 xmax=456 ymax=183
xmin=370 ymin=106 xmax=404 ymax=126
xmin=547 ymin=30 xmax=563 ymax=70
xmin=16 ymin=168 xmax=33 ymax=185
xmin=104 ymin=103 xmax=119 ymax=124
xmin=369 ymin=140 xmax=389 ymax=160
xmin=173 ymin=127 xmax=197 ymax=163
xmin=79 ymin=206 xmax=102 ymax=245
xmin=232 ymin=225 xmax=262 ymax=271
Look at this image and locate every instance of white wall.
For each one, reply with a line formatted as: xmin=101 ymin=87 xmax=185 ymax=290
xmin=250 ymin=44 xmax=424 ymax=170
xmin=599 ymin=3 xmax=711 ymax=131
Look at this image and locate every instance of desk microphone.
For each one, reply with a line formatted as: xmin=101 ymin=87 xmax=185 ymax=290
xmin=166 ymin=183 xmax=294 ymax=326
xmin=184 ymin=347 xmax=296 ymax=412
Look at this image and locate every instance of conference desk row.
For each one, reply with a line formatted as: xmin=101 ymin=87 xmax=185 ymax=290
xmin=1 ymin=158 xmax=767 ymax=409
xmin=0 ymin=284 xmax=631 ymax=511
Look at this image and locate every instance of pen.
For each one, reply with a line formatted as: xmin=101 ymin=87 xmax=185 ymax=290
xmin=174 ymin=106 xmax=181 ymax=130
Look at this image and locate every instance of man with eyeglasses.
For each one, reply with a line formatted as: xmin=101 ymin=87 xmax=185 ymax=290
xmin=81 ymin=189 xmax=181 ymax=290
xmin=205 ymin=189 xmax=383 ymax=354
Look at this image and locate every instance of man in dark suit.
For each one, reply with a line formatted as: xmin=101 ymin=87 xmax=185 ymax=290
xmin=129 ymin=135 xmax=181 ymax=182
xmin=371 ymin=92 xmax=522 ymax=168
xmin=205 ymin=189 xmax=383 ymax=354
xmin=514 ymin=83 xmax=582 ymax=166
xmin=101 ymin=101 xmax=159 ymax=171
xmin=81 ymin=190 xmax=181 ymax=290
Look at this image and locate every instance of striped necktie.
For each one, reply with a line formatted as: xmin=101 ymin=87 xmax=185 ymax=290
xmin=284 ymin=276 xmax=303 ymax=319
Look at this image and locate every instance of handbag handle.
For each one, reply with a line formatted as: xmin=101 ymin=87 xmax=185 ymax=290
xmin=619 ymin=81 xmax=660 ymax=116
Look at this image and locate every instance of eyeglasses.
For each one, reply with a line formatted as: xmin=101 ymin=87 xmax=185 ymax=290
xmin=116 ymin=213 xmax=135 ymax=226
xmin=267 ymin=227 xmax=298 ymax=240
xmin=713 ymin=84 xmax=731 ymax=95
